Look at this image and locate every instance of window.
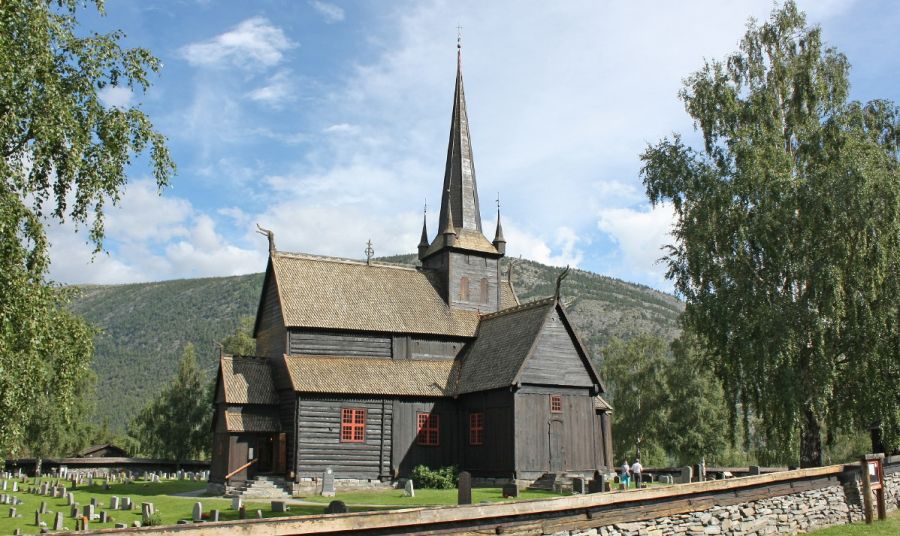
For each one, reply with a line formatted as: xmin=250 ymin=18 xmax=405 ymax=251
xmin=479 ymin=278 xmax=489 ymax=303
xmin=550 ymin=395 xmax=563 ymax=414
xmin=459 ymin=276 xmax=470 ymax=301
xmin=469 ymin=412 xmax=484 ymax=446
xmin=341 ymin=408 xmax=366 ymax=443
xmin=416 ymin=413 xmax=440 ymax=446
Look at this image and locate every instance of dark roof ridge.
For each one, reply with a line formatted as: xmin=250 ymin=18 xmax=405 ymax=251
xmin=479 ymin=296 xmax=555 ymax=320
xmin=285 ymin=354 xmax=451 ymax=364
xmin=274 ymin=251 xmax=420 ymax=273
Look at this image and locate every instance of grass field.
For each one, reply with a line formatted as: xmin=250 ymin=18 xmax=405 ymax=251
xmin=807 ymin=510 xmax=900 ymax=535
xmin=0 ymin=478 xmax=565 ymax=534
xmin=0 ymin=478 xmax=356 ymax=535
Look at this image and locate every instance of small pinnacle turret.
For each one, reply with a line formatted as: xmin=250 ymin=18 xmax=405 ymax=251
xmin=493 ymin=208 xmax=506 ymax=255
xmin=418 ymin=208 xmax=430 ymax=260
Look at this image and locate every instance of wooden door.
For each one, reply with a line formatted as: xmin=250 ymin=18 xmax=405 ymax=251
xmin=276 ymin=433 xmax=287 ymax=473
xmin=549 ymin=419 xmax=565 ymax=472
xmin=257 ymin=435 xmax=274 ymax=473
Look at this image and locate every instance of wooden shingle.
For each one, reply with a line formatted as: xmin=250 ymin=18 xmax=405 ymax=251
xmin=283 ymin=355 xmax=457 ymax=397
xmin=220 ymin=355 xmax=278 ymax=405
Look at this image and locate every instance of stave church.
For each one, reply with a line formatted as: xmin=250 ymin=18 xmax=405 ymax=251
xmin=209 ymin=47 xmax=614 ymax=494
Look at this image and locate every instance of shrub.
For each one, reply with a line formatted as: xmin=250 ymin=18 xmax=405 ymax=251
xmin=410 ymin=465 xmax=458 ymax=489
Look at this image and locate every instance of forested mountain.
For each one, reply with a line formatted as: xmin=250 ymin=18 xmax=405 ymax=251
xmin=69 ymin=255 xmax=682 ymax=431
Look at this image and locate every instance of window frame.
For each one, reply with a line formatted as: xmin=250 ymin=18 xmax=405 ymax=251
xmin=479 ymin=277 xmax=489 ymax=303
xmin=468 ymin=412 xmax=484 ymax=446
xmin=459 ymin=276 xmax=470 ymax=301
xmin=340 ymin=408 xmax=367 ymax=443
xmin=550 ymin=395 xmax=563 ymax=414
xmin=416 ymin=412 xmax=440 ymax=446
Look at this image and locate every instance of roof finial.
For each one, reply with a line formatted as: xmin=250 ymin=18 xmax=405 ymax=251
xmin=365 ymin=239 xmax=375 ymax=265
xmin=554 ymin=265 xmax=570 ymax=301
xmin=418 ymin=199 xmax=430 ymax=260
xmin=255 ymin=223 xmax=276 ymax=255
xmin=457 ymin=24 xmax=462 ymax=49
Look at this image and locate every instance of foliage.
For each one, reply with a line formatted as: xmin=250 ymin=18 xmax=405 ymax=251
xmin=127 ymin=344 xmax=211 ymax=460
xmin=222 ymin=316 xmax=256 ymax=356
xmin=0 ymin=0 xmax=173 ymax=459
xmin=601 ymin=335 xmax=670 ymax=466
xmin=410 ymin=465 xmax=458 ymax=489
xmin=641 ymin=1 xmax=900 ymax=466
xmin=22 ymin=370 xmax=98 ymax=462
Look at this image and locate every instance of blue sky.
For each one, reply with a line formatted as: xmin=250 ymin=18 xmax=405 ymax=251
xmin=47 ymin=0 xmax=900 ymax=291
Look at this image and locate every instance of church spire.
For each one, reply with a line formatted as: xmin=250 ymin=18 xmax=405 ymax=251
xmin=493 ymin=200 xmax=506 ymax=255
xmin=436 ymin=40 xmax=482 ymax=236
xmin=418 ymin=202 xmax=430 ymax=260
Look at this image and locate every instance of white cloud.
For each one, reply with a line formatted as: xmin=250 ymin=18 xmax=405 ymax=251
xmin=98 ymin=86 xmax=133 ymax=108
xmin=323 ymin=123 xmax=360 ymax=135
xmin=246 ymin=70 xmax=295 ymax=106
xmin=310 ymin=1 xmax=345 ymax=23
xmin=180 ymin=16 xmax=296 ymax=69
xmin=596 ymin=202 xmax=675 ymax=289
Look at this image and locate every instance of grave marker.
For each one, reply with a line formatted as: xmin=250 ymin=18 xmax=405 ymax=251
xmin=272 ymin=501 xmax=288 ymax=513
xmin=321 ymin=468 xmax=335 ymax=497
xmin=404 ymin=479 xmax=415 ymax=497
xmin=502 ymin=484 xmax=519 ymax=498
xmin=210 ymin=509 xmax=219 ymax=522
xmin=572 ymin=477 xmax=586 ymax=494
xmin=53 ymin=511 xmax=64 ymax=530
xmin=457 ymin=471 xmax=472 ymax=505
xmin=193 ymin=502 xmax=203 ymax=522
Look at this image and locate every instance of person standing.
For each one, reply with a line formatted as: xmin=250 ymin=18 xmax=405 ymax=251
xmin=620 ymin=459 xmax=631 ymax=488
xmin=631 ymin=458 xmax=643 ymax=488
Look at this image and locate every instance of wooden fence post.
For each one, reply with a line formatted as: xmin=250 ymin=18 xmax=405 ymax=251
xmin=859 ymin=456 xmax=873 ymax=524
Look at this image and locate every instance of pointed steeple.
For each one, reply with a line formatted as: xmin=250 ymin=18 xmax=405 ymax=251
xmin=418 ymin=203 xmax=430 ymax=260
xmin=493 ymin=207 xmax=506 ymax=255
xmin=436 ymin=43 xmax=482 ymax=236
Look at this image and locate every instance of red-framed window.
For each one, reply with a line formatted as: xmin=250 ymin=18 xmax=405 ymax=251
xmin=469 ymin=412 xmax=484 ymax=446
xmin=416 ymin=413 xmax=440 ymax=446
xmin=550 ymin=395 xmax=563 ymax=414
xmin=341 ymin=408 xmax=366 ymax=443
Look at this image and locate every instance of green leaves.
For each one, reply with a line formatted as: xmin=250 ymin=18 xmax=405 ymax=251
xmin=0 ymin=1 xmax=174 ymax=460
xmin=641 ymin=1 xmax=900 ymax=465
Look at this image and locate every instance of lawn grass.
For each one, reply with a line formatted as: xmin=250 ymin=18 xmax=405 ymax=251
xmin=296 ymin=487 xmax=564 ymax=506
xmin=0 ymin=477 xmax=350 ymax=535
xmin=806 ymin=510 xmax=900 ymax=535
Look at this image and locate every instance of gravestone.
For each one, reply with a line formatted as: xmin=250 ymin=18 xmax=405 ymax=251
xmin=210 ymin=509 xmax=219 ymax=522
xmin=90 ymin=497 xmax=98 ymax=508
xmin=696 ymin=460 xmax=706 ymax=482
xmin=572 ymin=477 xmax=587 ymax=494
xmin=238 ymin=505 xmax=246 ymax=519
xmin=9 ymin=507 xmax=16 ymax=518
xmin=70 ymin=505 xmax=79 ymax=518
xmin=100 ymin=511 xmax=109 ymax=523
xmin=110 ymin=496 xmax=119 ymax=510
xmin=122 ymin=497 xmax=133 ymax=510
xmin=256 ymin=509 xmax=263 ymax=519
xmin=749 ymin=465 xmax=761 ymax=475
xmin=192 ymin=502 xmax=203 ymax=522
xmin=321 ymin=468 xmax=335 ymax=497
xmin=502 ymin=484 xmax=519 ymax=498
xmin=271 ymin=501 xmax=288 ymax=513
xmin=82 ymin=504 xmax=94 ymax=520
xmin=1 ymin=481 xmax=6 ymax=490
xmin=680 ymin=466 xmax=693 ymax=484
xmin=141 ymin=502 xmax=155 ymax=524
xmin=457 ymin=471 xmax=472 ymax=505
xmin=34 ymin=511 xmax=41 ymax=526
xmin=231 ymin=496 xmax=242 ymax=510
xmin=12 ymin=482 xmax=17 ymax=492
xmin=39 ymin=501 xmax=47 ymax=514
xmin=588 ymin=471 xmax=605 ymax=493
xmin=403 ymin=479 xmax=415 ymax=498
xmin=53 ymin=511 xmax=64 ymax=530
xmin=115 ymin=523 xmax=127 ymax=529
xmin=325 ymin=500 xmax=349 ymax=514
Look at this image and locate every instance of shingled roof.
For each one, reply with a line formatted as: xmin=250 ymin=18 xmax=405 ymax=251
xmin=268 ymin=252 xmax=517 ymax=337
xmin=455 ymin=298 xmax=557 ymax=394
xmin=283 ymin=355 xmax=457 ymax=397
xmin=220 ymin=355 xmax=278 ymax=405
xmin=224 ymin=410 xmax=281 ymax=432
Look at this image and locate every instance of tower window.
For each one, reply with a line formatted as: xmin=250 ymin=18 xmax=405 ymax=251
xmin=550 ymin=395 xmax=563 ymax=414
xmin=417 ymin=413 xmax=440 ymax=446
xmin=479 ymin=278 xmax=489 ymax=303
xmin=459 ymin=276 xmax=470 ymax=301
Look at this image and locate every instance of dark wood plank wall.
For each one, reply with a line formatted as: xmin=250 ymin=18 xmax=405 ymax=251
xmin=295 ymin=397 xmax=392 ymax=479
xmin=392 ymin=399 xmax=459 ymax=475
xmin=519 ymin=308 xmax=594 ymax=387
xmin=409 ymin=337 xmax=465 ymax=359
xmin=277 ymin=390 xmax=296 ymax=479
xmin=289 ymin=331 xmax=392 ymax=357
xmin=596 ymin=411 xmax=613 ymax=470
xmin=514 ymin=391 xmax=598 ymax=477
xmin=448 ymin=252 xmax=500 ymax=312
xmin=458 ymin=390 xmax=515 ymax=475
xmin=255 ymin=277 xmax=286 ymax=358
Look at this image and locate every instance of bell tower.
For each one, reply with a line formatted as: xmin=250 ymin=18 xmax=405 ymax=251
xmin=419 ymin=43 xmax=505 ymax=312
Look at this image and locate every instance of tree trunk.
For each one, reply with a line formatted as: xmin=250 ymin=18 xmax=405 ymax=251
xmin=799 ymin=407 xmax=823 ymax=468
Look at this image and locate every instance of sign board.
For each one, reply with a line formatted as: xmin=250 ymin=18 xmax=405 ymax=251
xmin=868 ymin=460 xmax=882 ymax=490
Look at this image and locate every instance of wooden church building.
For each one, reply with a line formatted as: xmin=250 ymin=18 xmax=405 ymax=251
xmin=210 ymin=49 xmax=614 ymax=493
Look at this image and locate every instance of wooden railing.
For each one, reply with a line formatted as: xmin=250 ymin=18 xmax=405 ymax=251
xmin=225 ymin=458 xmax=257 ymax=481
